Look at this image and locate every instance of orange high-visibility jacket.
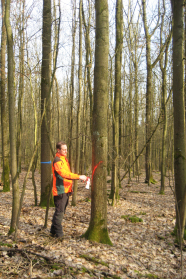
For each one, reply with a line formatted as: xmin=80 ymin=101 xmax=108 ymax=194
xmin=52 ymin=152 xmax=79 ymax=196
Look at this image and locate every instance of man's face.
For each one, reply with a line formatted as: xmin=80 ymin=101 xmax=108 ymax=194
xmin=58 ymin=144 xmax=67 ymax=157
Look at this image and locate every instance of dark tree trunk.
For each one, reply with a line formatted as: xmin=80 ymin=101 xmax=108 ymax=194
xmin=171 ymin=0 xmax=186 ymax=241
xmin=40 ymin=0 xmax=52 ymax=207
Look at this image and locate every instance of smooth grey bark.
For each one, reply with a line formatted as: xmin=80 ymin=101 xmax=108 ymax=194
xmin=110 ymin=0 xmax=123 ymax=205
xmin=83 ymin=0 xmax=112 ymax=245
xmin=82 ymin=0 xmax=93 ymax=133
xmin=72 ymin=0 xmax=83 ymax=206
xmin=68 ymin=0 xmax=77 ymax=168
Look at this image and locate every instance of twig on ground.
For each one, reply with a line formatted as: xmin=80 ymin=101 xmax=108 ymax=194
xmin=0 ymin=246 xmax=52 ymax=262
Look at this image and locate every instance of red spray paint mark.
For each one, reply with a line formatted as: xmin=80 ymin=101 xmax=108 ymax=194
xmin=92 ymin=161 xmax=103 ymax=179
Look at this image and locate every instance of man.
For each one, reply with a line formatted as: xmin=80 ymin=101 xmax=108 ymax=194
xmin=50 ymin=141 xmax=87 ymax=238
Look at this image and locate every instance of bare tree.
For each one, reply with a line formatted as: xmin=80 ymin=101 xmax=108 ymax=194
xmin=159 ymin=0 xmax=171 ymax=194
xmin=68 ymin=0 xmax=77 ymax=168
xmin=40 ymin=0 xmax=52 ymax=206
xmin=171 ymin=0 xmax=186 ymax=241
xmin=72 ymin=0 xmax=83 ymax=206
xmin=82 ymin=0 xmax=93 ymax=133
xmin=1 ymin=0 xmax=10 ymax=192
xmin=83 ymin=0 xmax=112 ymax=245
xmin=16 ymin=0 xmax=25 ymax=175
xmin=5 ymin=0 xmax=20 ymax=233
xmin=110 ymin=0 xmax=123 ymax=205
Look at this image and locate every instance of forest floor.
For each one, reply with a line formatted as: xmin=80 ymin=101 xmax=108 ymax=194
xmin=0 ymin=168 xmax=185 ymax=279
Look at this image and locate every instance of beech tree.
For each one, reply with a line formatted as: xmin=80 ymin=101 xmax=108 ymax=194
xmin=1 ymin=0 xmax=10 ymax=192
xmin=159 ymin=0 xmax=171 ymax=194
xmin=171 ymin=0 xmax=186 ymax=241
xmin=68 ymin=0 xmax=77 ymax=167
xmin=83 ymin=0 xmax=112 ymax=245
xmin=40 ymin=0 xmax=52 ymax=206
xmin=72 ymin=0 xmax=83 ymax=206
xmin=16 ymin=1 xmax=25 ymax=175
xmin=82 ymin=0 xmax=93 ymax=132
xmin=5 ymin=0 xmax=19 ymax=233
xmin=110 ymin=0 xmax=123 ymax=205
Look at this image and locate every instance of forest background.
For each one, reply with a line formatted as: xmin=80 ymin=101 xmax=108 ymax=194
xmin=1 ymin=0 xmax=186 ymax=275
xmin=1 ymin=0 xmax=173 ymax=188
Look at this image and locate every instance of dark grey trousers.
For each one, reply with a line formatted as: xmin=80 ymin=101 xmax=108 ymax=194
xmin=50 ymin=193 xmax=69 ymax=237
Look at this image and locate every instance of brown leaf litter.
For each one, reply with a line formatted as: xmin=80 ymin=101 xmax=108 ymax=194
xmin=0 ymin=169 xmax=185 ymax=279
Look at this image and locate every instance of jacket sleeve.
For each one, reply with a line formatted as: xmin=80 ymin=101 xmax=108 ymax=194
xmin=54 ymin=161 xmax=80 ymax=180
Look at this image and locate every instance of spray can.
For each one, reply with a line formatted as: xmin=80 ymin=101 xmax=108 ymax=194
xmin=85 ymin=177 xmax=90 ymax=189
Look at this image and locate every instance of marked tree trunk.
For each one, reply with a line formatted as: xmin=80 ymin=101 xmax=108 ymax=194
xmin=40 ymin=0 xmax=52 ymax=206
xmin=171 ymin=0 xmax=186 ymax=241
xmin=72 ymin=0 xmax=82 ymax=206
xmin=5 ymin=0 xmax=20 ymax=233
xmin=83 ymin=0 xmax=112 ymax=245
xmin=1 ymin=0 xmax=10 ymax=192
xmin=110 ymin=0 xmax=123 ymax=205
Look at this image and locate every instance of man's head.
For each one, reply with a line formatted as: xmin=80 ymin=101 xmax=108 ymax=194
xmin=56 ymin=141 xmax=67 ymax=157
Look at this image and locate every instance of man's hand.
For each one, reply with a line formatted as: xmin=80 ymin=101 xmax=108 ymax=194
xmin=79 ymin=175 xmax=87 ymax=181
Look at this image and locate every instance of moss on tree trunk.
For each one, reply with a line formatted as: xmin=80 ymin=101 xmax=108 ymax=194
xmin=39 ymin=183 xmax=54 ymax=207
xmin=2 ymin=162 xmax=10 ymax=192
xmin=83 ymin=219 xmax=112 ymax=245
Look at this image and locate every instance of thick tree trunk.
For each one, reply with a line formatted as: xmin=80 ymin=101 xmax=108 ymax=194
xmin=5 ymin=0 xmax=20 ymax=233
xmin=40 ymin=0 xmax=52 ymax=207
xmin=171 ymin=0 xmax=186 ymax=241
xmin=83 ymin=0 xmax=112 ymax=245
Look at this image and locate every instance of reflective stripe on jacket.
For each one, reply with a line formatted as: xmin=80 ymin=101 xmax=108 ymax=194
xmin=52 ymin=152 xmax=79 ymax=196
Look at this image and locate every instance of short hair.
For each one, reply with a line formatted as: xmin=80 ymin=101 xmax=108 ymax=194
xmin=56 ymin=141 xmax=67 ymax=150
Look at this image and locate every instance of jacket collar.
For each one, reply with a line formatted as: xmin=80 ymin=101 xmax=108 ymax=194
xmin=55 ymin=152 xmax=67 ymax=160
